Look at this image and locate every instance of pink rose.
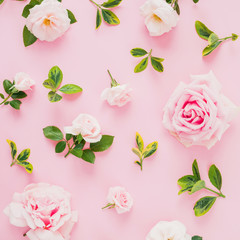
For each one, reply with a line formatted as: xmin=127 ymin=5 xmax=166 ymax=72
xmin=14 ymin=72 xmax=35 ymax=91
xmin=163 ymin=71 xmax=239 ymax=149
xmin=4 ymin=183 xmax=78 ymax=240
xmin=26 ymin=0 xmax=71 ymax=42
xmin=64 ymin=114 xmax=102 ymax=143
xmin=101 ymin=84 xmax=132 ymax=107
xmin=103 ymin=186 xmax=133 ymax=214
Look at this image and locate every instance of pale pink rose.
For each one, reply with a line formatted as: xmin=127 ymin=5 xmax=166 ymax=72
xmin=14 ymin=72 xmax=35 ymax=91
xmin=101 ymin=84 xmax=132 ymax=107
xmin=146 ymin=221 xmax=191 ymax=240
xmin=4 ymin=183 xmax=78 ymax=240
xmin=140 ymin=0 xmax=179 ymax=37
xmin=64 ymin=114 xmax=102 ymax=143
xmin=26 ymin=0 xmax=71 ymax=42
xmin=105 ymin=186 xmax=133 ymax=214
xmin=163 ymin=71 xmax=239 ymax=149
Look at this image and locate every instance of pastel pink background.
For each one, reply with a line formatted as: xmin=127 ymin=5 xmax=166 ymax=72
xmin=0 ymin=0 xmax=240 ymax=239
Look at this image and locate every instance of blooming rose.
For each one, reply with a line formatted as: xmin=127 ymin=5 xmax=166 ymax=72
xmin=4 ymin=183 xmax=78 ymax=240
xmin=14 ymin=72 xmax=35 ymax=91
xmin=146 ymin=221 xmax=191 ymax=240
xmin=64 ymin=114 xmax=102 ymax=143
xmin=163 ymin=71 xmax=239 ymax=149
xmin=101 ymin=84 xmax=132 ymax=107
xmin=104 ymin=186 xmax=133 ymax=214
xmin=140 ymin=0 xmax=179 ymax=36
xmin=26 ymin=0 xmax=71 ymax=42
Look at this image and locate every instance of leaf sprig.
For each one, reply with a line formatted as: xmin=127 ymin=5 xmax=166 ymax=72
xmin=195 ymin=21 xmax=238 ymax=56
xmin=43 ymin=126 xmax=114 ymax=164
xmin=90 ymin=0 xmax=122 ymax=29
xmin=166 ymin=0 xmax=199 ymax=15
xmin=130 ymin=48 xmax=164 ymax=73
xmin=43 ymin=66 xmax=82 ymax=103
xmin=178 ymin=159 xmax=225 ymax=217
xmin=0 ymin=80 xmax=28 ymax=110
xmin=22 ymin=0 xmax=77 ymax=47
xmin=7 ymin=140 xmax=33 ymax=173
xmin=132 ymin=132 xmax=158 ymax=171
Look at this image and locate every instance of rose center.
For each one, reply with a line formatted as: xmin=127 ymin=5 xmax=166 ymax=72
xmin=152 ymin=14 xmax=162 ymax=22
xmin=43 ymin=18 xmax=51 ymax=26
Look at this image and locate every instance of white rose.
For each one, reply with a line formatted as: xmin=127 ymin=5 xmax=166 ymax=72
xmin=140 ymin=0 xmax=179 ymax=36
xmin=14 ymin=72 xmax=35 ymax=91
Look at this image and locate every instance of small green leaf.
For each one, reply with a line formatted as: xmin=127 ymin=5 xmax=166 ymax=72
xmin=10 ymin=100 xmax=22 ymax=110
xmin=59 ymin=84 xmax=83 ymax=94
xmin=192 ymin=236 xmax=202 ymax=240
xmin=18 ymin=161 xmax=33 ymax=173
xmin=66 ymin=134 xmax=72 ymax=141
xmin=208 ymin=33 xmax=219 ymax=45
xmin=195 ymin=21 xmax=213 ymax=40
xmin=134 ymin=57 xmax=148 ymax=73
xmin=90 ymin=135 xmax=114 ymax=152
xmin=3 ymin=80 xmax=13 ymax=94
xmin=67 ymin=9 xmax=77 ymax=24
xmin=55 ymin=141 xmax=66 ymax=153
xmin=194 ymin=196 xmax=217 ymax=216
xmin=81 ymin=149 xmax=95 ymax=164
xmin=11 ymin=91 xmax=27 ymax=99
xmin=202 ymin=41 xmax=222 ymax=56
xmin=178 ymin=175 xmax=197 ymax=195
xmin=208 ymin=164 xmax=222 ymax=191
xmin=96 ymin=8 xmax=102 ymax=29
xmin=17 ymin=149 xmax=30 ymax=161
xmin=130 ymin=48 xmax=148 ymax=57
xmin=132 ymin=148 xmax=142 ymax=159
xmin=48 ymin=66 xmax=63 ymax=88
xmin=23 ymin=26 xmax=37 ymax=47
xmin=7 ymin=140 xmax=17 ymax=159
xmin=192 ymin=159 xmax=201 ymax=181
xmin=48 ymin=91 xmax=62 ymax=102
xmin=232 ymin=33 xmax=238 ymax=41
xmin=173 ymin=2 xmax=180 ymax=15
xmin=70 ymin=148 xmax=83 ymax=158
xmin=102 ymin=9 xmax=120 ymax=25
xmin=43 ymin=126 xmax=63 ymax=141
xmin=193 ymin=0 xmax=199 ymax=3
xmin=135 ymin=161 xmax=142 ymax=167
xmin=190 ymin=180 xmax=205 ymax=194
xmin=43 ymin=79 xmax=56 ymax=90
xmin=142 ymin=142 xmax=158 ymax=158
xmin=151 ymin=57 xmax=164 ymax=72
xmin=101 ymin=0 xmax=122 ymax=8
xmin=136 ymin=132 xmax=144 ymax=152
xmin=0 ymin=93 xmax=4 ymax=99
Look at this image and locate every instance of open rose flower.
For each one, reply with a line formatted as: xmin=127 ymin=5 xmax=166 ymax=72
xmin=140 ymin=0 xmax=179 ymax=36
xmin=4 ymin=183 xmax=78 ymax=240
xmin=13 ymin=72 xmax=35 ymax=91
xmin=64 ymin=114 xmax=102 ymax=143
xmin=163 ymin=71 xmax=239 ymax=149
xmin=26 ymin=0 xmax=71 ymax=42
xmin=146 ymin=221 xmax=191 ymax=240
xmin=102 ymin=186 xmax=133 ymax=214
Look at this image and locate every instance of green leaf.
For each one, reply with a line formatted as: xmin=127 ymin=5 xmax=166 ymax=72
xmin=43 ymin=79 xmax=56 ymax=90
xmin=190 ymin=180 xmax=205 ymax=194
xmin=101 ymin=9 xmax=120 ymax=25
xmin=90 ymin=135 xmax=114 ymax=152
xmin=136 ymin=132 xmax=144 ymax=152
xmin=59 ymin=84 xmax=83 ymax=94
xmin=3 ymin=80 xmax=13 ymax=94
xmin=0 ymin=0 xmax=4 ymax=5
xmin=96 ymin=8 xmax=102 ymax=29
xmin=0 ymin=93 xmax=4 ymax=99
xmin=132 ymin=148 xmax=142 ymax=159
xmin=101 ymin=0 xmax=122 ymax=8
xmin=193 ymin=0 xmax=199 ymax=3
xmin=208 ymin=164 xmax=222 ymax=191
xmin=166 ymin=0 xmax=172 ymax=3
xmin=7 ymin=139 xmax=17 ymax=159
xmin=194 ymin=196 xmax=217 ymax=216
xmin=192 ymin=236 xmax=202 ymax=240
xmin=173 ymin=1 xmax=180 ymax=15
xmin=70 ymin=148 xmax=83 ymax=158
xmin=18 ymin=161 xmax=33 ymax=173
xmin=48 ymin=91 xmax=62 ymax=102
xmin=232 ymin=33 xmax=238 ymax=41
xmin=67 ymin=9 xmax=77 ymax=24
xmin=130 ymin=48 xmax=148 ymax=57
xmin=81 ymin=149 xmax=95 ymax=164
xmin=202 ymin=41 xmax=222 ymax=56
xmin=208 ymin=33 xmax=219 ymax=45
xmin=66 ymin=134 xmax=72 ymax=141
xmin=4 ymin=101 xmax=9 ymax=105
xmin=135 ymin=161 xmax=142 ymax=167
xmin=178 ymin=175 xmax=197 ymax=195
xmin=22 ymin=0 xmax=43 ymax=18
xmin=23 ymin=26 xmax=37 ymax=47
xmin=55 ymin=141 xmax=66 ymax=153
xmin=195 ymin=21 xmax=213 ymax=40
xmin=134 ymin=57 xmax=148 ymax=73
xmin=11 ymin=91 xmax=27 ymax=99
xmin=48 ymin=66 xmax=63 ymax=88
xmin=142 ymin=142 xmax=158 ymax=158
xmin=151 ymin=57 xmax=164 ymax=72
xmin=74 ymin=140 xmax=86 ymax=150
xmin=10 ymin=100 xmax=22 ymax=110
xmin=43 ymin=126 xmax=63 ymax=141
xmin=76 ymin=134 xmax=83 ymax=143
xmin=17 ymin=149 xmax=30 ymax=161
xmin=192 ymin=159 xmax=201 ymax=181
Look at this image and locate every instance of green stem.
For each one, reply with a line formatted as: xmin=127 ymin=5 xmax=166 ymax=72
xmin=140 ymin=158 xmax=143 ymax=171
xmin=107 ymin=69 xmax=118 ymax=87
xmin=171 ymin=0 xmax=177 ymax=7
xmin=10 ymin=160 xmax=16 ymax=167
xmin=148 ymin=49 xmax=152 ymax=57
xmin=219 ymin=35 xmax=234 ymax=41
xmin=0 ymin=93 xmax=12 ymax=105
xmin=89 ymin=0 xmax=101 ymax=8
xmin=204 ymin=187 xmax=226 ymax=198
xmin=102 ymin=203 xmax=115 ymax=209
xmin=64 ymin=141 xmax=72 ymax=158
